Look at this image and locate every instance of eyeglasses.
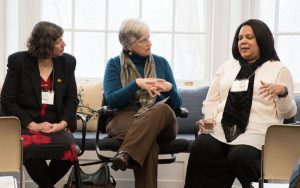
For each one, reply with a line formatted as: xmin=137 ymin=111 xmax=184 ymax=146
xmin=136 ymin=36 xmax=151 ymax=45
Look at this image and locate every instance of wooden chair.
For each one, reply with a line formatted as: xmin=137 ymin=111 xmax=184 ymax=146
xmin=0 ymin=116 xmax=23 ymax=188
xmin=258 ymin=124 xmax=300 ymax=188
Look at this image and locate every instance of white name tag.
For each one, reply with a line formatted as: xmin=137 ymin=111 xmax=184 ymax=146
xmin=230 ymin=79 xmax=249 ymax=92
xmin=41 ymin=91 xmax=54 ymax=105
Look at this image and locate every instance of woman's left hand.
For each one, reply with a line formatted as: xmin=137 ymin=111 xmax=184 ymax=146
xmin=41 ymin=121 xmax=67 ymax=133
xmin=153 ymin=79 xmax=173 ymax=93
xmin=259 ymin=80 xmax=286 ymax=100
xmin=148 ymin=79 xmax=172 ymax=97
xmin=155 ymin=79 xmax=172 ymax=92
xmin=136 ymin=78 xmax=172 ymax=97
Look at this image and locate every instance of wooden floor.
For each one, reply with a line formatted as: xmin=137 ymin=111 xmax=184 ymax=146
xmin=21 ymin=151 xmax=243 ymax=188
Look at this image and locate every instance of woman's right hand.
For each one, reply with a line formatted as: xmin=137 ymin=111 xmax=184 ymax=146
xmin=197 ymin=119 xmax=206 ymax=134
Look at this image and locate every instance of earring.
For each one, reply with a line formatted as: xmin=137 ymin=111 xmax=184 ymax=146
xmin=129 ymin=51 xmax=132 ymax=56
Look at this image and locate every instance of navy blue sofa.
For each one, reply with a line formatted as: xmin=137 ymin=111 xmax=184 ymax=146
xmin=1 ymin=86 xmax=299 ymax=153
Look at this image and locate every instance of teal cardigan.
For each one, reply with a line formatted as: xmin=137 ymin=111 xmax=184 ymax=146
xmin=103 ymin=53 xmax=182 ymax=112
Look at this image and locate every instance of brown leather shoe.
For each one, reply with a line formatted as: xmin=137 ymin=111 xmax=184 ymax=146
xmin=111 ymin=151 xmax=131 ymax=171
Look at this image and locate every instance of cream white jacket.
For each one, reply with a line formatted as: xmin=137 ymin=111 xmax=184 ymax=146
xmin=203 ymin=60 xmax=297 ymax=150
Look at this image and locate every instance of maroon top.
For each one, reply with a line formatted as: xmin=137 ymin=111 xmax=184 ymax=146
xmin=40 ymin=76 xmax=52 ymax=116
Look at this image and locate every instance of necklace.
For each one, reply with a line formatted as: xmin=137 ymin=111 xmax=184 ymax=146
xmin=39 ymin=60 xmax=53 ymax=68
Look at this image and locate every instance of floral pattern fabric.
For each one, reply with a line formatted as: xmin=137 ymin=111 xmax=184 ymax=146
xmin=21 ymin=75 xmax=77 ymax=163
xmin=21 ymin=129 xmax=77 ymax=163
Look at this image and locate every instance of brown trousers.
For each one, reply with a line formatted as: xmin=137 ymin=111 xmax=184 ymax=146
xmin=106 ymin=103 xmax=178 ymax=188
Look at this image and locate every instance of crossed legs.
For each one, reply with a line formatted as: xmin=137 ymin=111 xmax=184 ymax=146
xmin=107 ymin=103 xmax=178 ymax=188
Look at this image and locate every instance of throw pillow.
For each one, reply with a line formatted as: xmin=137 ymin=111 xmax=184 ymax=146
xmin=77 ymin=81 xmax=103 ymax=131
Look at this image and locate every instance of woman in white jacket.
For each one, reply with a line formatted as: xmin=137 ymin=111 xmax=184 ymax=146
xmin=185 ymin=19 xmax=297 ymax=188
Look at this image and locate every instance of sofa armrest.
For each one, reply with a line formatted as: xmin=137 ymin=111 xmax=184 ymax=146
xmin=177 ymin=107 xmax=189 ymax=118
xmin=97 ymin=106 xmax=114 ymax=116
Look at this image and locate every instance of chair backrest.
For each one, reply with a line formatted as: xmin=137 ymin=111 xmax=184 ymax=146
xmin=263 ymin=125 xmax=300 ymax=181
xmin=0 ymin=116 xmax=22 ymax=173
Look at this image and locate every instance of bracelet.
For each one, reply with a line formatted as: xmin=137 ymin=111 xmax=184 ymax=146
xmin=60 ymin=121 xmax=68 ymax=129
xmin=278 ymin=86 xmax=288 ymax=98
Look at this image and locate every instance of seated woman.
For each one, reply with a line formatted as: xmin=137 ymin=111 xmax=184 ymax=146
xmin=184 ymin=19 xmax=297 ymax=188
xmin=1 ymin=21 xmax=79 ymax=188
xmin=103 ymin=18 xmax=182 ymax=188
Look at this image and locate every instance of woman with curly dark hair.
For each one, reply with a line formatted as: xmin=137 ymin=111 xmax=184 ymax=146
xmin=1 ymin=21 xmax=79 ymax=188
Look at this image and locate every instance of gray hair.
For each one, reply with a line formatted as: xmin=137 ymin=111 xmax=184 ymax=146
xmin=119 ymin=18 xmax=150 ymax=51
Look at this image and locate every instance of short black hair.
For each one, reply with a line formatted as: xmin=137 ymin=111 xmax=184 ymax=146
xmin=232 ymin=19 xmax=280 ymax=63
xmin=27 ymin=21 xmax=64 ymax=58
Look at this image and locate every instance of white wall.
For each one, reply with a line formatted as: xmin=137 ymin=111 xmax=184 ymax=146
xmin=0 ymin=0 xmax=5 ymax=82
xmin=209 ymin=0 xmax=256 ymax=81
xmin=0 ymin=0 xmax=36 ymax=82
xmin=4 ymin=0 xmax=19 ymax=64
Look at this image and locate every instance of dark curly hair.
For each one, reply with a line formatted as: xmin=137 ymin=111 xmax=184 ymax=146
xmin=232 ymin=19 xmax=280 ymax=63
xmin=27 ymin=21 xmax=64 ymax=58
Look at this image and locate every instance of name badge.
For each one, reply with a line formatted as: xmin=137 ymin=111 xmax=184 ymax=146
xmin=42 ymin=91 xmax=54 ymax=105
xmin=230 ymin=79 xmax=249 ymax=92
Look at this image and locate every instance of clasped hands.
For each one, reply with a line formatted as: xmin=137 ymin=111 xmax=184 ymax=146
xmin=27 ymin=120 xmax=67 ymax=133
xmin=258 ymin=80 xmax=286 ymax=100
xmin=136 ymin=78 xmax=172 ymax=98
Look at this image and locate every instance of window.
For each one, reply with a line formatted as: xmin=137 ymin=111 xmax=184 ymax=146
xmin=37 ymin=0 xmax=211 ymax=87
xmin=0 ymin=0 xmax=4 ymax=82
xmin=257 ymin=0 xmax=300 ymax=91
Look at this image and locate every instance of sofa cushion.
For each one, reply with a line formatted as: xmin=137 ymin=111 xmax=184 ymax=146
xmin=294 ymin=95 xmax=300 ymax=123
xmin=77 ymin=81 xmax=103 ymax=131
xmin=177 ymin=86 xmax=209 ymax=135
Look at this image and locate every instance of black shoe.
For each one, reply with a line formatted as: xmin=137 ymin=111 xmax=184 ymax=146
xmin=111 ymin=151 xmax=131 ymax=171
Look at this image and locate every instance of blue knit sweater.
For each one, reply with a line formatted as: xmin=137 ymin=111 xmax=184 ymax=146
xmin=103 ymin=53 xmax=182 ymax=111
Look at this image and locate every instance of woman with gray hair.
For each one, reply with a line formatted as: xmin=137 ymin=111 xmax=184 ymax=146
xmin=103 ymin=18 xmax=182 ymax=188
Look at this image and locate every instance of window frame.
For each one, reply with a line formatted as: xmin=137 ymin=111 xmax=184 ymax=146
xmin=33 ymin=0 xmax=213 ymax=88
xmin=252 ymin=0 xmax=300 ymax=92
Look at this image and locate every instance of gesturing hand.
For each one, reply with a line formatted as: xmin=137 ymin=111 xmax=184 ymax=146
xmin=259 ymin=80 xmax=286 ymax=100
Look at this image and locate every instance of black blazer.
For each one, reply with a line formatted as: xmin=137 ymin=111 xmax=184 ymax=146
xmin=0 ymin=51 xmax=79 ymax=132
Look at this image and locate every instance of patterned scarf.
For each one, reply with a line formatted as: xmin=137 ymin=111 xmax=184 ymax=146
xmin=221 ymin=59 xmax=262 ymax=142
xmin=120 ymin=51 xmax=157 ymax=116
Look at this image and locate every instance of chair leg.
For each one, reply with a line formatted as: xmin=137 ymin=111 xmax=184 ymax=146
xmin=259 ymin=178 xmax=263 ymax=188
xmin=73 ymin=160 xmax=83 ymax=188
xmin=20 ymin=170 xmax=24 ymax=188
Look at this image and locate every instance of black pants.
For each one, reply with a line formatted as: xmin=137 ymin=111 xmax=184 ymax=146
xmin=185 ymin=134 xmax=261 ymax=188
xmin=24 ymin=158 xmax=73 ymax=188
